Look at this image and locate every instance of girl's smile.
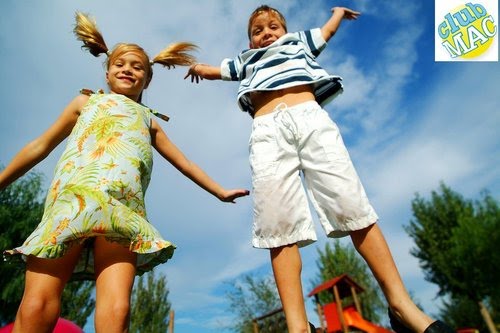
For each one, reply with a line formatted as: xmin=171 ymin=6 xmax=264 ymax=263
xmin=106 ymin=51 xmax=150 ymax=101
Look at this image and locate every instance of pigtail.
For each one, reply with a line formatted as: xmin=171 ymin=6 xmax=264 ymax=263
xmin=73 ymin=11 xmax=109 ymax=57
xmin=151 ymin=42 xmax=198 ymax=69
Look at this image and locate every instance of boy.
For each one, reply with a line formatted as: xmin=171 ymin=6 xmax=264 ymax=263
xmin=185 ymin=5 xmax=454 ymax=333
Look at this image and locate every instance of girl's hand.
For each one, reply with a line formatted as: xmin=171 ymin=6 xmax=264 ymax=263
xmin=220 ymin=189 xmax=250 ymax=203
xmin=184 ymin=64 xmax=203 ymax=83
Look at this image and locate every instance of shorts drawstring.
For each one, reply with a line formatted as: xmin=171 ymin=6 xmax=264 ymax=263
xmin=273 ymin=103 xmax=300 ymax=143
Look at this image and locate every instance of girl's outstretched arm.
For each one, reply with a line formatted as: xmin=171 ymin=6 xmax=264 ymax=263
xmin=150 ymin=120 xmax=249 ymax=203
xmin=184 ymin=63 xmax=222 ymax=83
xmin=0 ymin=95 xmax=86 ymax=190
xmin=321 ymin=7 xmax=360 ymax=42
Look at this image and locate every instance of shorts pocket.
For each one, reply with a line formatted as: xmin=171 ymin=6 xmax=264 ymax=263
xmin=249 ymin=123 xmax=279 ymax=180
xmin=314 ymin=111 xmax=350 ymax=162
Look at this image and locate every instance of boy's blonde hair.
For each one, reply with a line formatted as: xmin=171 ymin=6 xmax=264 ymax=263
xmin=73 ymin=11 xmax=197 ymax=85
xmin=247 ymin=5 xmax=287 ymax=39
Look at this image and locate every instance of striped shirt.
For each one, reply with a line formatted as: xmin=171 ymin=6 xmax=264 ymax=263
xmin=220 ymin=28 xmax=343 ymax=115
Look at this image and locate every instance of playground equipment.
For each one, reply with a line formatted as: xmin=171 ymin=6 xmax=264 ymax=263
xmin=308 ymin=274 xmax=393 ymax=333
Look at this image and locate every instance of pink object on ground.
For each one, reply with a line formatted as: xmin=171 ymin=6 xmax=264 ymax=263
xmin=0 ymin=318 xmax=83 ymax=333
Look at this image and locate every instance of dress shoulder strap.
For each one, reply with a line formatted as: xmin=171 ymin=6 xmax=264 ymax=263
xmin=79 ymin=88 xmax=105 ymax=96
xmin=149 ymin=109 xmax=170 ymax=122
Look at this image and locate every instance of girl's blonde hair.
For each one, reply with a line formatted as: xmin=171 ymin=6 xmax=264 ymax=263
xmin=247 ymin=5 xmax=287 ymax=39
xmin=73 ymin=11 xmax=197 ymax=85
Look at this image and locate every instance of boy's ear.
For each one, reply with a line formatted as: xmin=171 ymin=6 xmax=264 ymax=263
xmin=105 ymin=71 xmax=109 ymax=84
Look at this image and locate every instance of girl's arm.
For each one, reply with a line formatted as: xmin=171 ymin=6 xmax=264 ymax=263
xmin=150 ymin=120 xmax=249 ymax=203
xmin=0 ymin=95 xmax=87 ymax=189
xmin=184 ymin=63 xmax=222 ymax=83
xmin=321 ymin=7 xmax=360 ymax=42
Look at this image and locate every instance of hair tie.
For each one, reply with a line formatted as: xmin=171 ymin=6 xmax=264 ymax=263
xmin=106 ymin=50 xmax=111 ymax=57
xmin=149 ymin=60 xmax=154 ymax=66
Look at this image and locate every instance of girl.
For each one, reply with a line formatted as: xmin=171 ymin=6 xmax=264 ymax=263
xmin=0 ymin=12 xmax=248 ymax=333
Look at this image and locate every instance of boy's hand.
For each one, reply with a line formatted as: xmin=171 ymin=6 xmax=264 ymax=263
xmin=322 ymin=7 xmax=360 ymax=41
xmin=332 ymin=7 xmax=361 ymax=20
xmin=184 ymin=63 xmax=222 ymax=81
xmin=184 ymin=64 xmax=203 ymax=83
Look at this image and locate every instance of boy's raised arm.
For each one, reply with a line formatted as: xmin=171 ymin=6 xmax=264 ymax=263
xmin=321 ymin=7 xmax=360 ymax=42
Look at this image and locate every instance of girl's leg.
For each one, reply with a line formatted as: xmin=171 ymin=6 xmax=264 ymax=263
xmin=93 ymin=236 xmax=137 ymax=333
xmin=13 ymin=244 xmax=83 ymax=333
xmin=350 ymin=223 xmax=434 ymax=333
xmin=270 ymin=244 xmax=310 ymax=333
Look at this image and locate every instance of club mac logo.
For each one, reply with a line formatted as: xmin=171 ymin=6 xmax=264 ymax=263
xmin=435 ymin=1 xmax=498 ymax=61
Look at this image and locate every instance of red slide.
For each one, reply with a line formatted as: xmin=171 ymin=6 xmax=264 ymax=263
xmin=342 ymin=306 xmax=393 ymax=333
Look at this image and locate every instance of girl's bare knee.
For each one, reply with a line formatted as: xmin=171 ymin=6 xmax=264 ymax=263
xmin=95 ymin=299 xmax=131 ymax=326
xmin=18 ymin=296 xmax=60 ymax=325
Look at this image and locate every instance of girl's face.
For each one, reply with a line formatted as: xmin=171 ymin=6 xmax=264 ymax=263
xmin=249 ymin=12 xmax=287 ymax=49
xmin=106 ymin=51 xmax=150 ymax=102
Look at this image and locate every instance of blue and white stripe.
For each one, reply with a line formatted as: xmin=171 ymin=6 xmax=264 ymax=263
xmin=221 ymin=28 xmax=343 ymax=114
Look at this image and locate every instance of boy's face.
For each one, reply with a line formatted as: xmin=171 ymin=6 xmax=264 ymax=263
xmin=249 ymin=12 xmax=287 ymax=49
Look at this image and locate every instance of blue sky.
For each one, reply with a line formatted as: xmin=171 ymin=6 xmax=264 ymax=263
xmin=1 ymin=1 xmax=498 ymax=332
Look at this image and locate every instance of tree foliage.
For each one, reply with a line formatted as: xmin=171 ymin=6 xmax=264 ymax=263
xmin=224 ymin=273 xmax=282 ymax=333
xmin=130 ymin=270 xmax=172 ymax=333
xmin=0 ymin=171 xmax=46 ymax=324
xmin=405 ymin=183 xmax=499 ymax=330
xmin=310 ymin=240 xmax=385 ymax=324
xmin=61 ymin=280 xmax=95 ymax=328
xmin=438 ymin=294 xmax=490 ymax=332
xmin=0 ymin=169 xmax=95 ymax=327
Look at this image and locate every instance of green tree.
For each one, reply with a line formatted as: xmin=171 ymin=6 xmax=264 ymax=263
xmin=406 ymin=183 xmax=499 ymax=333
xmin=310 ymin=240 xmax=385 ymax=324
xmin=0 ymin=169 xmax=95 ymax=327
xmin=438 ymin=294 xmax=489 ymax=333
xmin=61 ymin=280 xmax=95 ymax=328
xmin=130 ymin=270 xmax=172 ymax=333
xmin=0 ymin=171 xmax=46 ymax=324
xmin=224 ymin=274 xmax=282 ymax=333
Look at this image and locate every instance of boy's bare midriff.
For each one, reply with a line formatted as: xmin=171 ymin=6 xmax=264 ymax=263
xmin=250 ymin=84 xmax=315 ymax=117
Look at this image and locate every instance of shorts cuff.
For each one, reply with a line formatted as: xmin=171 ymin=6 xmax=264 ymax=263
xmin=326 ymin=213 xmax=378 ymax=238
xmin=252 ymin=231 xmax=317 ymax=249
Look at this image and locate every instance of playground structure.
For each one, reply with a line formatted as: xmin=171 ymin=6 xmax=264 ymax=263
xmin=308 ymin=274 xmax=392 ymax=333
xmin=252 ymin=274 xmax=393 ymax=333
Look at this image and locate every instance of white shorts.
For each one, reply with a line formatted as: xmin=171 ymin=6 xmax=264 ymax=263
xmin=249 ymin=101 xmax=378 ymax=249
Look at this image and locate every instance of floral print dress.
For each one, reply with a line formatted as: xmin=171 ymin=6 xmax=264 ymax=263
xmin=4 ymin=91 xmax=175 ymax=280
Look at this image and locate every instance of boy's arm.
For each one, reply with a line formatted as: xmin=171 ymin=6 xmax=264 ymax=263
xmin=321 ymin=7 xmax=360 ymax=42
xmin=150 ymin=119 xmax=249 ymax=203
xmin=184 ymin=63 xmax=222 ymax=83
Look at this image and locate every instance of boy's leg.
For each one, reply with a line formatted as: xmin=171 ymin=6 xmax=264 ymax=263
xmin=93 ymin=236 xmax=137 ymax=333
xmin=13 ymin=244 xmax=83 ymax=333
xmin=270 ymin=244 xmax=310 ymax=333
xmin=350 ymin=223 xmax=433 ymax=333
